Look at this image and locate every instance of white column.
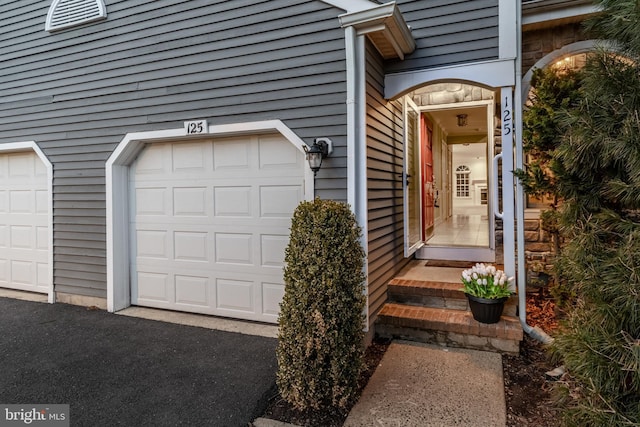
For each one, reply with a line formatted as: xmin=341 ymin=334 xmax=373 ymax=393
xmin=500 ymin=87 xmax=516 ymax=280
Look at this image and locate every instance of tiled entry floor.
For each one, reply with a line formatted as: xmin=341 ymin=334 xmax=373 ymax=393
xmin=428 ymin=211 xmax=489 ymax=247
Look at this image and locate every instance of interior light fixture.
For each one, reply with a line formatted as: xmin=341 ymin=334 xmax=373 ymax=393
xmin=457 ymin=114 xmax=468 ymax=127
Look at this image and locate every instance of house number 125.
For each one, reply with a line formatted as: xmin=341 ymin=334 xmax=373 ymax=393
xmin=501 ymin=89 xmax=513 ymax=138
xmin=184 ymin=120 xmax=208 ymax=135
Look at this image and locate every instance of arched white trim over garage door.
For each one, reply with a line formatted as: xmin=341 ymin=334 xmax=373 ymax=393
xmin=0 ymin=142 xmax=54 ymax=302
xmin=106 ymin=121 xmax=314 ymax=323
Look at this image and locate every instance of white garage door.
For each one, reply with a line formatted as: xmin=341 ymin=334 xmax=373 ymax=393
xmin=0 ymin=151 xmax=50 ymax=293
xmin=129 ymin=134 xmax=306 ymax=323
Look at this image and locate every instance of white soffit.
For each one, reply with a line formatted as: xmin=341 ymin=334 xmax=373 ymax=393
xmin=339 ymin=2 xmax=415 ymax=60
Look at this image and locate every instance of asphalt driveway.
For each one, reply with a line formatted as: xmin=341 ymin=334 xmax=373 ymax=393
xmin=0 ymin=297 xmax=278 ymax=426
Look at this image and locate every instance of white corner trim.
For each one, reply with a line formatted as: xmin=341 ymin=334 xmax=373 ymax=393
xmin=499 ymin=0 xmax=517 ymax=59
xmin=320 ymin=0 xmax=380 ymax=13
xmin=384 ymin=59 xmax=516 ymax=99
xmin=0 ymin=142 xmax=54 ymax=304
xmin=106 ymin=120 xmax=315 ymax=312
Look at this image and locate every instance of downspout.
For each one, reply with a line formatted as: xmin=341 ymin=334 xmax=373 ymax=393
xmin=344 ymin=25 xmax=370 ymax=331
xmin=515 ymin=0 xmax=554 ymax=344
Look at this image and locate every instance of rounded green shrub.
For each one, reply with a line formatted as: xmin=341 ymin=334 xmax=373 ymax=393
xmin=276 ymin=198 xmax=366 ymax=410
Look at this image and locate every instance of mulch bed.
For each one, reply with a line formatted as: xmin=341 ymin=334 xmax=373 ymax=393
xmin=504 ymin=289 xmax=561 ymax=427
xmin=259 ymin=290 xmax=561 ymax=426
xmin=260 ymin=338 xmax=390 ymax=427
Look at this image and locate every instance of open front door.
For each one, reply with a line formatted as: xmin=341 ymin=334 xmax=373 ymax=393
xmin=421 ymin=115 xmax=434 ymax=240
xmin=404 ymin=97 xmax=422 ymax=256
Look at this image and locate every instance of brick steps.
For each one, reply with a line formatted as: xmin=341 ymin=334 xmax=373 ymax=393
xmin=387 ymin=277 xmax=517 ymax=316
xmin=376 ymin=264 xmax=523 ymax=353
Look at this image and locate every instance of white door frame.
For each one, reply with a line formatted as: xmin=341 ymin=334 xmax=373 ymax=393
xmin=0 ymin=141 xmax=54 ymax=303
xmin=105 ymin=120 xmax=315 ymax=312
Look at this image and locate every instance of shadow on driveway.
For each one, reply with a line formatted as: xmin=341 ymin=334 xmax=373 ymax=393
xmin=0 ymin=298 xmax=277 ymax=426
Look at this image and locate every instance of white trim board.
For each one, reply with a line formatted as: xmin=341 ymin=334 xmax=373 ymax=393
xmin=0 ymin=141 xmax=54 ymax=304
xmin=385 ymin=59 xmax=516 ymax=100
xmin=105 ymin=120 xmax=315 ymax=312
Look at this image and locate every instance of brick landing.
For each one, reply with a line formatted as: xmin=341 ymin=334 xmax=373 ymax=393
xmin=376 ymin=260 xmax=523 ymax=353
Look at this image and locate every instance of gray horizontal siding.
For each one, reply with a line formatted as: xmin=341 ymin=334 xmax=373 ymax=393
xmin=0 ymin=0 xmax=348 ymax=298
xmin=386 ymin=0 xmax=499 ymax=73
xmin=366 ymin=40 xmax=410 ymax=322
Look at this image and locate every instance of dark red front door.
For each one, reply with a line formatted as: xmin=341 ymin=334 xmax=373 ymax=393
xmin=421 ymin=115 xmax=434 ymax=240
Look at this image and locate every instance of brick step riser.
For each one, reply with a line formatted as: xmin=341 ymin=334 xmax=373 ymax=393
xmin=387 ymin=288 xmax=518 ymax=317
xmin=375 ymin=302 xmax=523 ymax=354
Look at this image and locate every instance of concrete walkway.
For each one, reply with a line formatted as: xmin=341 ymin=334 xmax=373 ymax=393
xmin=344 ymin=341 xmax=506 ymax=427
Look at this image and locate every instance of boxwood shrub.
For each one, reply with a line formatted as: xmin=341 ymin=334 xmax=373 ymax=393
xmin=276 ymin=198 xmax=366 ymax=410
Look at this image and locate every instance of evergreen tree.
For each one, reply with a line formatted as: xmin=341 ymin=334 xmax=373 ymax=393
xmin=516 ymin=65 xmax=582 ymax=257
xmin=551 ymin=1 xmax=640 ymax=425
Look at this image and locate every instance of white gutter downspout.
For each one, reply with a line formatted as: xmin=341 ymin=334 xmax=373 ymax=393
xmin=345 ymin=25 xmax=370 ymax=330
xmin=515 ymin=0 xmax=554 ymax=344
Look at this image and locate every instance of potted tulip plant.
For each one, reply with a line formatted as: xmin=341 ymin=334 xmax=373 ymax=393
xmin=461 ymin=263 xmax=514 ymax=324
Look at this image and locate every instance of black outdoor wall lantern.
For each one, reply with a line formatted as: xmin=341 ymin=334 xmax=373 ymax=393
xmin=304 ymin=137 xmax=332 ymax=176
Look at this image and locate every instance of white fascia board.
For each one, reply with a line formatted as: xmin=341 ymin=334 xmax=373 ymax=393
xmin=522 ymin=4 xmax=599 ymax=27
xmin=321 ymin=0 xmax=379 ymax=13
xmin=385 ymin=59 xmax=516 ymax=100
xmin=339 ymin=2 xmax=415 ymax=60
xmin=499 ymin=0 xmax=517 ymax=59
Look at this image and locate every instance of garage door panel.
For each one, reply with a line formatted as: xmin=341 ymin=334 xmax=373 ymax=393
xmin=262 ymin=282 xmax=285 ymax=316
xmin=216 ymin=278 xmax=254 ymax=312
xmin=213 ymin=186 xmax=252 ymax=217
xmin=260 ymin=234 xmax=288 ymax=267
xmin=136 ymin=271 xmax=171 ymax=303
xmin=174 ymin=231 xmax=209 ymax=262
xmin=259 ymin=136 xmax=303 ymax=170
xmin=213 ymin=138 xmax=252 ymax=170
xmin=172 ymin=142 xmax=211 ymax=173
xmin=215 ymin=232 xmax=254 ymax=266
xmin=8 ymin=153 xmax=35 ymax=177
xmin=36 ymin=262 xmax=50 ymax=288
xmin=175 ymin=274 xmax=209 ymax=307
xmin=135 ymin=230 xmax=169 ymax=259
xmin=259 ymin=185 xmax=303 ymax=218
xmin=173 ymin=187 xmax=208 ymax=216
xmin=130 ymin=134 xmax=304 ymax=323
xmin=135 ymin=188 xmax=167 ymax=216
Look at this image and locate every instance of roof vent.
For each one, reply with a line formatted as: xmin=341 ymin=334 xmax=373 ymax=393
xmin=45 ymin=0 xmax=107 ymax=32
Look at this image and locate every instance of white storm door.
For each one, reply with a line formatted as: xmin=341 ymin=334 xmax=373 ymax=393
xmin=129 ymin=134 xmax=305 ymax=323
xmin=0 ymin=152 xmax=50 ymax=293
xmin=404 ymin=97 xmax=423 ymax=256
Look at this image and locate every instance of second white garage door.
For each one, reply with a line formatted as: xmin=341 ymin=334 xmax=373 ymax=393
xmin=129 ymin=134 xmax=306 ymax=323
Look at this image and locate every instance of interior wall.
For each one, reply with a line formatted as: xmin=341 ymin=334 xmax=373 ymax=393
xmin=452 ymin=143 xmax=487 ymax=208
